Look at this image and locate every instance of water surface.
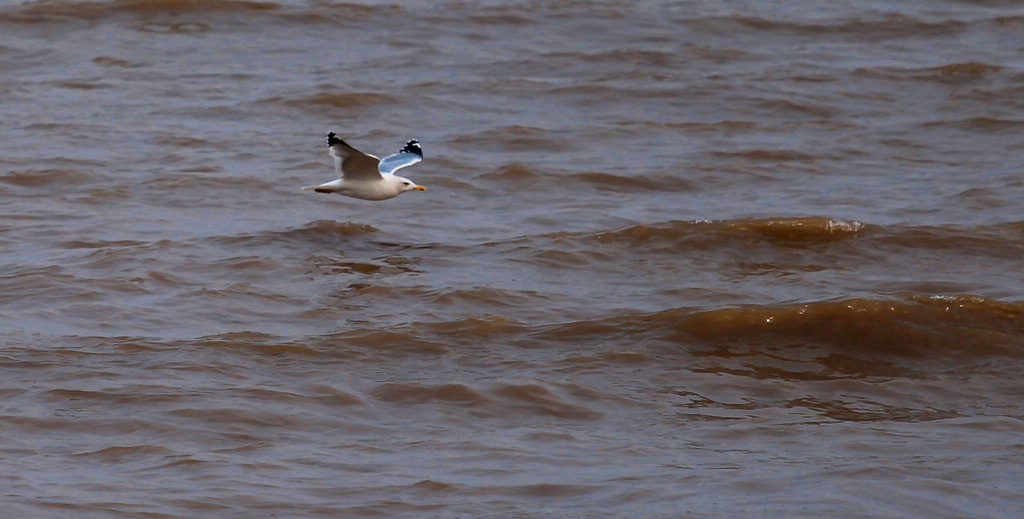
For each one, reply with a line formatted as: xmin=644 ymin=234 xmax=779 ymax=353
xmin=1 ymin=1 xmax=1023 ymax=517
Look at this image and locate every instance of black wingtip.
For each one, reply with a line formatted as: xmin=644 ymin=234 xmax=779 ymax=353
xmin=401 ymin=139 xmax=423 ymax=158
xmin=327 ymin=131 xmax=346 ymax=147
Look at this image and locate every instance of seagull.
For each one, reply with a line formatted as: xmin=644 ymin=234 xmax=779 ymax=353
xmin=302 ymin=132 xmax=426 ymax=201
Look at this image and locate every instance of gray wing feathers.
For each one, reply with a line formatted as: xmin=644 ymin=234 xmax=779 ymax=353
xmin=377 ymin=139 xmax=423 ymax=175
xmin=327 ymin=132 xmax=382 ymax=181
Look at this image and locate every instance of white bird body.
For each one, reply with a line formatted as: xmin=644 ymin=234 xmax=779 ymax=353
xmin=302 ymin=132 xmax=425 ymax=201
xmin=308 ymin=174 xmax=411 ymax=201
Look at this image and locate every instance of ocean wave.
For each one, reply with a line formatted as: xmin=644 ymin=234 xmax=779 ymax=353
xmin=0 ymin=0 xmax=280 ymax=24
xmin=0 ymin=0 xmax=399 ymax=28
xmin=616 ymin=120 xmax=759 ymax=134
xmin=551 ymin=219 xmax=1024 ymax=257
xmin=677 ymin=296 xmax=1023 ymax=355
xmin=208 ymin=220 xmax=379 ymax=250
xmin=451 ymin=126 xmax=573 ymax=153
xmin=708 ymin=149 xmax=824 ymax=162
xmin=262 ymin=90 xmax=399 ymax=114
xmin=370 ymin=381 xmax=603 ymax=420
xmin=479 ymin=165 xmax=696 ymax=192
xmin=544 ymin=49 xmax=681 ymax=67
xmin=478 ymin=163 xmax=539 ymax=180
xmin=589 ymin=218 xmax=866 ymax=248
xmin=917 ymin=117 xmax=1024 ymax=133
xmin=757 ymin=99 xmax=838 ymax=118
xmin=855 ymin=62 xmax=1004 ymax=83
xmin=1 ymin=168 xmax=92 ymax=188
xmin=568 ymin=171 xmax=697 ymax=192
xmin=870 ymin=222 xmax=1024 ymax=257
xmin=686 ymin=14 xmax=967 ymax=38
xmin=531 ymin=294 xmax=1024 ymax=359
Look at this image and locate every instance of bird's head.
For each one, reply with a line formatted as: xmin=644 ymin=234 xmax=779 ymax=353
xmin=396 ymin=176 xmax=427 ymax=194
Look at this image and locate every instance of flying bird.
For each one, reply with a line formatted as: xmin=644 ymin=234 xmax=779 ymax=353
xmin=302 ymin=132 xmax=426 ymax=201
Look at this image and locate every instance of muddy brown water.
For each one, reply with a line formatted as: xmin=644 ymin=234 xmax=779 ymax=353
xmin=1 ymin=1 xmax=1023 ymax=517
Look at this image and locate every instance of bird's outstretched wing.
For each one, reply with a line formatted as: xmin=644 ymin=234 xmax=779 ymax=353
xmin=377 ymin=139 xmax=423 ymax=175
xmin=327 ymin=132 xmax=382 ymax=181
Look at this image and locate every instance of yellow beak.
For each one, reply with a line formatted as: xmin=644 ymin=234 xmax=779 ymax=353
xmin=414 ymin=185 xmax=427 ymax=191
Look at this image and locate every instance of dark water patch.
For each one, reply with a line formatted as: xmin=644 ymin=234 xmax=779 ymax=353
xmin=0 ymin=266 xmax=113 ymax=306
xmin=870 ymin=222 xmax=1024 ymax=258
xmin=688 ymin=14 xmax=967 ymax=39
xmin=483 ymin=483 xmax=600 ymax=498
xmin=466 ymin=13 xmax=535 ymax=26
xmin=1 ymin=168 xmax=91 ymax=188
xmin=526 ymin=294 xmax=1023 ymax=367
xmin=877 ymin=138 xmax=929 ymax=150
xmin=544 ymin=44 xmax=745 ymax=69
xmin=208 ymin=220 xmax=378 ymax=250
xmin=54 ymin=80 xmax=111 ymax=90
xmin=134 ymin=20 xmax=211 ymax=34
xmin=163 ymin=105 xmax=248 ymax=120
xmin=952 ymin=83 xmax=1024 ymax=108
xmin=176 ymin=284 xmax=299 ymax=311
xmin=204 ymin=255 xmax=285 ymax=276
xmin=97 ymin=0 xmax=279 ymax=14
xmin=545 ymin=49 xmax=681 ymax=68
xmin=680 ymin=296 xmax=1021 ymax=356
xmin=137 ymin=173 xmax=283 ymax=194
xmin=428 ymin=287 xmax=543 ymax=312
xmin=490 ymin=383 xmax=603 ymax=420
xmin=991 ymin=14 xmax=1024 ymax=27
xmin=44 ymin=387 xmax=190 ymax=406
xmin=856 ymin=62 xmax=1004 ymax=84
xmin=71 ymin=444 xmax=172 ymax=462
xmin=310 ymin=258 xmax=414 ymax=276
xmin=781 ymin=74 xmax=838 ymax=83
xmin=723 ymin=218 xmax=866 ymax=242
xmin=0 ymin=0 xmax=280 ymax=24
xmin=788 ymin=396 xmax=961 ymax=423
xmin=421 ymin=315 xmax=525 ymax=341
xmin=304 ymin=384 xmax=365 ymax=408
xmin=617 ymin=120 xmax=759 ymax=134
xmin=585 ymin=218 xmax=865 ymax=252
xmin=151 ymin=135 xmax=224 ymax=149
xmin=517 ymin=248 xmax=615 ymax=270
xmin=479 ymin=167 xmax=695 ymax=193
xmin=683 ymin=43 xmax=751 ymax=63
xmin=569 ymin=172 xmax=696 ymax=192
xmin=307 ymin=329 xmax=449 ymax=357
xmin=166 ymin=407 xmax=304 ymax=429
xmin=757 ymin=99 xmax=837 ymax=119
xmin=559 ymin=350 xmax=653 ymax=368
xmin=1 ymin=415 xmax=166 ymax=438
xmin=278 ymin=2 xmax=401 ymax=25
xmin=451 ymin=126 xmax=573 ymax=153
xmin=950 ymin=187 xmax=1012 ymax=210
xmin=195 ymin=331 xmax=332 ymax=358
xmin=918 ymin=117 xmax=1024 ymax=134
xmin=478 ymin=163 xmax=540 ymax=181
xmin=546 ymin=83 xmax=685 ymax=102
xmin=92 ymin=56 xmax=143 ymax=68
xmin=371 ymin=383 xmax=487 ymax=405
xmin=686 ymin=296 xmax=1020 ymax=360
xmin=266 ymin=90 xmax=399 ymax=114
xmin=5 ymin=5 xmax=291 ymax=44
xmin=708 ymin=149 xmax=823 ymax=162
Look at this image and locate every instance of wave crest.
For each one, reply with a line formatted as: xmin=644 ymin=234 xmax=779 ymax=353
xmin=540 ymin=295 xmax=1024 ymax=359
xmin=591 ymin=217 xmax=865 ymax=249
